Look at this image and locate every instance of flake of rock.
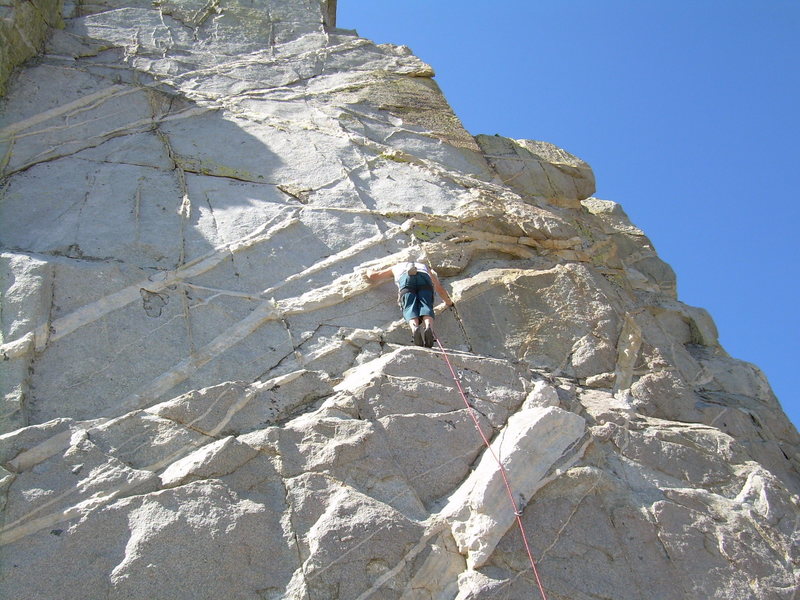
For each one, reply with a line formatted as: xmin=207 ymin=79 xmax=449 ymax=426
xmin=522 ymin=380 xmax=560 ymax=409
xmin=444 ymin=406 xmax=588 ymax=568
xmin=160 ymin=435 xmax=259 ymax=488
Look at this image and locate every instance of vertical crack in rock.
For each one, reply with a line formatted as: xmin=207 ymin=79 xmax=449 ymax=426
xmin=0 ymin=137 xmax=14 ymax=175
xmin=156 ymin=127 xmax=196 ymax=352
xmin=614 ymin=311 xmax=644 ymax=393
xmin=537 ymin=469 xmax=602 ymax=563
xmin=282 ymin=477 xmax=313 ymax=600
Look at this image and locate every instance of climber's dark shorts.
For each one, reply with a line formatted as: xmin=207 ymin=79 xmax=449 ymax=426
xmin=397 ymin=272 xmax=435 ymax=321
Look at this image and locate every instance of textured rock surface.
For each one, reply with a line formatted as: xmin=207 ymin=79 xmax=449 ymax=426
xmin=1 ymin=1 xmax=798 ymax=599
xmin=0 ymin=0 xmax=63 ymax=96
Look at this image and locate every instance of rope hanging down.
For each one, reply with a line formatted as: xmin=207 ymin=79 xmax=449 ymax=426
xmin=434 ymin=335 xmax=549 ymax=600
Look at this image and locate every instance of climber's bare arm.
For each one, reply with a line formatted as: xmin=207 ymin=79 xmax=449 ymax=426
xmin=431 ymin=272 xmax=454 ymax=306
xmin=365 ymin=268 xmax=394 ymax=283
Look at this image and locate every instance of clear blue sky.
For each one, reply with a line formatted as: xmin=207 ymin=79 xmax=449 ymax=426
xmin=338 ymin=1 xmax=799 ymax=430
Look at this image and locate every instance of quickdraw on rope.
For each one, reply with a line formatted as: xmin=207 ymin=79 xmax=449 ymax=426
xmin=434 ymin=335 xmax=549 ymax=600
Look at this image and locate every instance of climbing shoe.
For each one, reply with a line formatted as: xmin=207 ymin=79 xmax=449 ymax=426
xmin=423 ymin=327 xmax=435 ymax=348
xmin=413 ymin=327 xmax=424 ymax=347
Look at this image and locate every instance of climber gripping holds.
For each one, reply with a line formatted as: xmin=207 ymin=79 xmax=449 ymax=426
xmin=364 ymin=259 xmax=454 ymax=347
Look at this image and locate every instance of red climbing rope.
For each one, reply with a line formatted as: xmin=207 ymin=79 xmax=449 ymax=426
xmin=434 ymin=336 xmax=549 ymax=600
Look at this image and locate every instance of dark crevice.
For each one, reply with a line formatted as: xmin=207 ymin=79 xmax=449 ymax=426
xmin=3 ymin=245 xmax=122 ymax=264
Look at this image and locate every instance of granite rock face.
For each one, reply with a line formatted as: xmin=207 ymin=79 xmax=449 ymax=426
xmin=1 ymin=1 xmax=798 ymax=599
xmin=0 ymin=0 xmax=63 ymax=96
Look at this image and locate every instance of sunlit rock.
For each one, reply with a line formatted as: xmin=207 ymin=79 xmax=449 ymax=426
xmin=1 ymin=1 xmax=797 ymax=599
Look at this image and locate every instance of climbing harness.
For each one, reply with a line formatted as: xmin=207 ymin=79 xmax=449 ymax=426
xmin=434 ymin=333 xmax=549 ymax=600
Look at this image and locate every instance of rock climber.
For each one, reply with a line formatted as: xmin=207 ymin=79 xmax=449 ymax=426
xmin=365 ymin=259 xmax=454 ymax=347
